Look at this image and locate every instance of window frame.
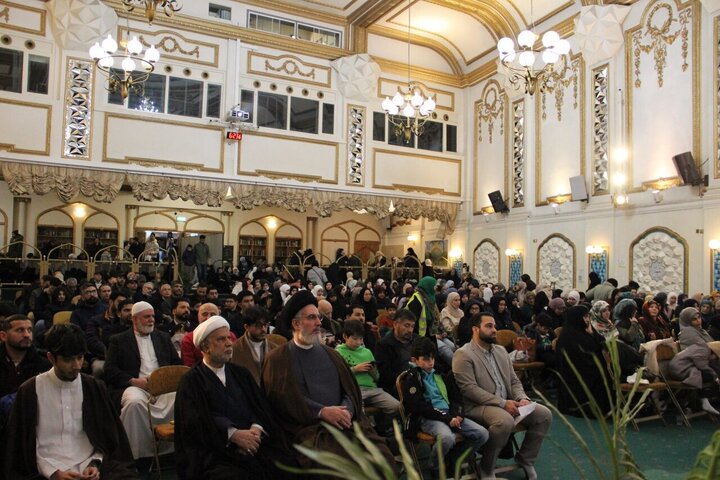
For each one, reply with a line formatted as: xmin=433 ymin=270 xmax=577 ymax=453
xmin=246 ymin=11 xmax=343 ymax=47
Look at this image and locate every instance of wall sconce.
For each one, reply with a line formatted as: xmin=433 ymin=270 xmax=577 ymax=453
xmin=407 ymin=234 xmax=418 ymax=243
xmin=641 ymin=177 xmax=681 ymax=204
xmin=480 ymin=206 xmax=494 ymax=222
xmin=710 ymin=240 xmax=720 ymax=292
xmin=586 ymin=245 xmax=608 ymax=282
xmin=266 ymin=217 xmax=278 ymax=229
xmin=612 ymin=193 xmax=629 ymax=207
xmin=546 ymin=194 xmax=570 ymax=214
xmin=72 ymin=203 xmax=87 ymax=219
xmin=505 ymin=248 xmax=523 ymax=286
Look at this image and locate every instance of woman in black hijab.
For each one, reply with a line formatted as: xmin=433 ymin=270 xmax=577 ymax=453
xmin=489 ymin=295 xmax=514 ymax=331
xmin=456 ymin=299 xmax=483 ymax=347
xmin=556 ymin=305 xmax=612 ymax=417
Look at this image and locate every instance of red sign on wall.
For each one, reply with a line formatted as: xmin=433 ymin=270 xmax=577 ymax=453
xmin=226 ymin=131 xmax=243 ymax=141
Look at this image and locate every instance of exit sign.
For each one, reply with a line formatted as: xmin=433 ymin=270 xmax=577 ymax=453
xmin=226 ymin=131 xmax=243 ymax=140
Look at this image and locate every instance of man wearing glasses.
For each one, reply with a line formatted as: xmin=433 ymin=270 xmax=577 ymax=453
xmin=263 ymin=290 xmax=395 ymax=469
xmin=231 ymin=305 xmax=284 ymax=386
xmin=70 ymin=282 xmax=106 ymax=333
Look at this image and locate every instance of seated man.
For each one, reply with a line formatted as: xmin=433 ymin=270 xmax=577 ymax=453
xmin=175 ymin=316 xmax=294 ymax=479
xmin=401 ymin=336 xmax=488 ymax=476
xmin=375 ymin=309 xmax=418 ymax=397
xmin=182 ymin=303 xmax=237 ymax=367
xmin=0 ymin=314 xmax=50 ymax=421
xmin=230 ymin=305 xmax=284 ymax=385
xmin=103 ymin=301 xmax=182 ymax=459
xmin=453 ymin=313 xmax=552 ymax=480
xmin=262 ymin=290 xmax=395 ymax=469
xmin=2 ymin=324 xmax=137 ymax=479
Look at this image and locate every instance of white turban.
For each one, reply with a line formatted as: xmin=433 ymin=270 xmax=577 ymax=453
xmin=193 ymin=315 xmax=229 ymax=348
xmin=131 ymin=301 xmax=154 ymax=316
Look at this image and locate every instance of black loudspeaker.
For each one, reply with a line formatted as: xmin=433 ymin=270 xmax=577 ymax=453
xmin=488 ymin=190 xmax=509 ymax=213
xmin=672 ymin=152 xmax=703 ymax=186
xmin=569 ymin=175 xmax=589 ymax=201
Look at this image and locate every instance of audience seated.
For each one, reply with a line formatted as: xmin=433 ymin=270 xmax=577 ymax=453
xmin=2 ymin=324 xmax=137 ymax=479
xmin=103 ymin=301 xmax=182 ymax=459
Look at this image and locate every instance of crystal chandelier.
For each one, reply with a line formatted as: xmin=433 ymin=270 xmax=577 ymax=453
xmin=381 ymin=0 xmax=435 ymax=143
xmin=496 ymin=0 xmax=570 ymax=95
xmin=122 ymin=0 xmax=182 ymax=24
xmin=89 ymin=33 xmax=160 ymax=99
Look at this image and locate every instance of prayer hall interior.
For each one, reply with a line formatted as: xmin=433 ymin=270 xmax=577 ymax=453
xmin=1 ymin=0 xmax=720 ymax=478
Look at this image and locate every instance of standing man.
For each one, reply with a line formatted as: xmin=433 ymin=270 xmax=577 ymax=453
xmin=453 ymin=313 xmax=552 ymax=480
xmin=2 ymin=324 xmax=137 ymax=479
xmin=193 ymin=235 xmax=211 ymax=282
xmin=103 ymin=301 xmax=182 ymax=459
xmin=8 ymin=229 xmax=23 ymax=258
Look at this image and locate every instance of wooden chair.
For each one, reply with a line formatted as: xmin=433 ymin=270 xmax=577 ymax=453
xmin=146 ymin=365 xmax=190 ymax=477
xmin=496 ymin=330 xmax=517 ymax=351
xmin=395 ymin=370 xmax=479 ymax=480
xmin=512 ymin=321 xmax=522 ymax=334
xmin=53 ymin=311 xmax=72 ymax=325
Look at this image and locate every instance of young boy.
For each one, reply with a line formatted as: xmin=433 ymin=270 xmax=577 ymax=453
xmin=336 ymin=320 xmax=400 ymax=421
xmin=377 ymin=304 xmax=397 ymax=338
xmin=525 ymin=312 xmax=556 ymax=369
xmin=401 ymin=337 xmax=488 ymax=475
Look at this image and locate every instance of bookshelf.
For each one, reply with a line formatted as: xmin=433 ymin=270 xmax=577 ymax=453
xmin=84 ymin=228 xmax=119 ymax=258
xmin=238 ymin=235 xmax=267 ymax=262
xmin=275 ymin=237 xmax=302 ymax=264
xmin=37 ymin=226 xmax=73 ymax=259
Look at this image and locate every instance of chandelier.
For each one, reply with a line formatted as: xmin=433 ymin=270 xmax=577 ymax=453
xmin=122 ymin=0 xmax=182 ymax=24
xmin=381 ymin=0 xmax=435 ymax=143
xmin=89 ymin=34 xmax=160 ymax=99
xmin=496 ymin=1 xmax=570 ymax=95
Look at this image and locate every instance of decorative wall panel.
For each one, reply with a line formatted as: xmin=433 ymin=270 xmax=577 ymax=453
xmin=509 ymin=255 xmax=523 ymax=286
xmin=477 ymin=80 xmax=504 ymax=144
xmin=0 ymin=99 xmax=51 ymax=155
xmin=248 ymin=52 xmax=332 ymax=88
xmin=592 ymin=64 xmax=609 ymax=195
xmin=373 ymin=149 xmax=461 ymax=197
xmin=63 ymin=58 xmax=94 ymax=160
xmin=630 ymin=227 xmax=687 ymax=293
xmin=589 ymin=250 xmax=609 ymax=282
xmin=712 ymin=250 xmax=720 ymax=292
xmin=347 ymin=105 xmax=365 ymax=185
xmin=119 ymin=27 xmax=220 ymax=67
xmin=512 ymin=99 xmax=525 ymax=208
xmin=473 ymin=239 xmax=499 ymax=284
xmin=0 ymin=0 xmax=46 ymax=35
xmin=626 ymin=0 xmax=699 ymax=187
xmin=538 ymin=234 xmax=575 ymax=291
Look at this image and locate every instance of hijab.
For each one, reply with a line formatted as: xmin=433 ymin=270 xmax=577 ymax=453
xmin=417 ymin=276 xmax=437 ymax=305
xmin=589 ymin=300 xmax=617 ymax=340
xmin=442 ymin=292 xmax=463 ymax=321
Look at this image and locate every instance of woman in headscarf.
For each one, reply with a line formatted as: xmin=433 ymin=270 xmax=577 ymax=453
xmin=310 ymin=285 xmax=326 ymax=299
xmin=482 ymin=287 xmax=493 ymax=305
xmin=556 ymin=305 xmax=612 ymax=417
xmin=407 ymin=276 xmax=455 ymax=366
xmin=589 ymin=301 xmax=617 ymax=341
xmin=638 ymin=299 xmax=671 ymax=340
xmin=677 ymin=306 xmax=714 ymax=350
xmin=513 ymin=281 xmax=527 ymax=308
xmin=666 ymin=292 xmax=679 ymax=319
xmin=533 ymin=291 xmax=550 ymax=316
xmin=489 ymin=295 xmax=514 ymax=331
xmin=440 ymin=291 xmax=463 ymax=337
xmin=614 ymin=298 xmax=644 ymax=350
xmin=456 ymin=299 xmax=483 ymax=347
xmin=506 ymin=292 xmax=528 ymax=328
xmin=700 ymin=298 xmax=715 ymax=330
xmin=358 ymin=287 xmax=379 ymax=324
xmin=519 ymin=291 xmax=536 ymax=326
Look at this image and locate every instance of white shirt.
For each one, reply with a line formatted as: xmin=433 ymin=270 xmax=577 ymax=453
xmin=248 ymin=338 xmax=265 ymax=364
xmin=36 ymin=369 xmax=102 ymax=477
xmin=135 ymin=331 xmax=159 ymax=377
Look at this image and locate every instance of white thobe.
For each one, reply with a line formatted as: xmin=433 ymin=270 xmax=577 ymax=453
xmin=36 ymin=369 xmax=102 ymax=477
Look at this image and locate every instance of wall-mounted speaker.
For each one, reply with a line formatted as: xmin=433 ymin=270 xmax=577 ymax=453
xmin=672 ymin=152 xmax=704 ymax=186
xmin=569 ymin=175 xmax=589 ymax=202
xmin=488 ymin=190 xmax=509 ymax=213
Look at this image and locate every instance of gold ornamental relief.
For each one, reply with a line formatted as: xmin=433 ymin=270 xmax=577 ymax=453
xmin=140 ymin=35 xmax=200 ymax=59
xmin=541 ymin=56 xmax=580 ymax=121
xmin=477 ymin=80 xmax=504 ymax=143
xmin=264 ymin=59 xmax=316 ymax=79
xmin=0 ymin=7 xmax=9 ymax=22
xmin=632 ymin=2 xmax=691 ymax=88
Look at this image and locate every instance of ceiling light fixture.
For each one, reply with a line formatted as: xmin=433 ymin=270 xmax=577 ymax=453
xmin=496 ymin=0 xmax=570 ymax=95
xmin=122 ymin=0 xmax=181 ymax=25
xmin=381 ymin=0 xmax=435 ymax=143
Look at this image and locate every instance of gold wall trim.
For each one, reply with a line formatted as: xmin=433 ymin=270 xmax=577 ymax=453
xmin=0 ymin=0 xmax=46 ymax=36
xmin=628 ymin=226 xmax=689 ymax=293
xmin=532 ymin=1 xmax=576 ymax=28
xmin=237 ymin=131 xmax=339 ymax=184
xmin=348 ymin=0 xmax=404 ymax=28
xmin=247 ymin=52 xmax=332 ymax=88
xmin=102 ymin=113 xmax=224 ymax=172
xmin=625 ymin=0 xmax=700 ymax=189
xmin=118 ymin=27 xmax=220 ymax=68
xmin=373 ymin=56 xmax=497 ymax=89
xmin=367 ymin=24 xmax=463 ymax=76
xmin=372 ymin=148 xmax=461 ymax=197
xmin=103 ymin=0 xmax=351 ymax=60
xmin=535 ymin=54 xmax=586 ymax=206
xmin=0 ymin=98 xmax=51 ymax=155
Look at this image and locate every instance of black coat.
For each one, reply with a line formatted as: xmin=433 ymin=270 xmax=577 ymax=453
xmin=400 ymin=366 xmax=464 ymax=439
xmin=375 ymin=333 xmax=417 ymax=397
xmin=0 ymin=344 xmax=50 ymax=399
xmin=103 ymin=329 xmax=181 ymax=402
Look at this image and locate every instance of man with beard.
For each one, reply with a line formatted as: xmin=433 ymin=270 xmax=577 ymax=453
xmin=231 ymin=306 xmax=284 ymax=385
xmin=221 ymin=294 xmax=243 ymax=337
xmin=157 ymin=297 xmax=193 ymax=355
xmin=175 ymin=316 xmax=294 ymax=479
xmin=182 ymin=303 xmax=237 ymax=367
xmin=375 ymin=309 xmax=418 ymax=397
xmin=71 ymin=282 xmax=107 ymax=332
xmin=86 ymin=296 xmax=133 ymax=377
xmin=103 ymin=301 xmax=181 ymax=459
xmin=2 ymin=324 xmax=138 ymax=480
xmin=452 ymin=313 xmax=552 ymax=480
xmin=0 ymin=314 xmax=50 ymax=422
xmin=262 ymin=291 xmax=395 ymax=470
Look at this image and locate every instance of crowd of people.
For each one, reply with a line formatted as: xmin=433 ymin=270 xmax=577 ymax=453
xmin=1 ymin=256 xmax=719 ymax=479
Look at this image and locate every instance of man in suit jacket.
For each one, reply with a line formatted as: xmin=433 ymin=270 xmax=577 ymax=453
xmin=231 ymin=305 xmax=284 ymax=385
xmin=104 ymin=301 xmax=181 ymax=459
xmin=452 ymin=312 xmax=552 ymax=480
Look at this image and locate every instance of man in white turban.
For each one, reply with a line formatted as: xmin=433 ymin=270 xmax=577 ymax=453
xmin=103 ymin=301 xmax=182 ymax=459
